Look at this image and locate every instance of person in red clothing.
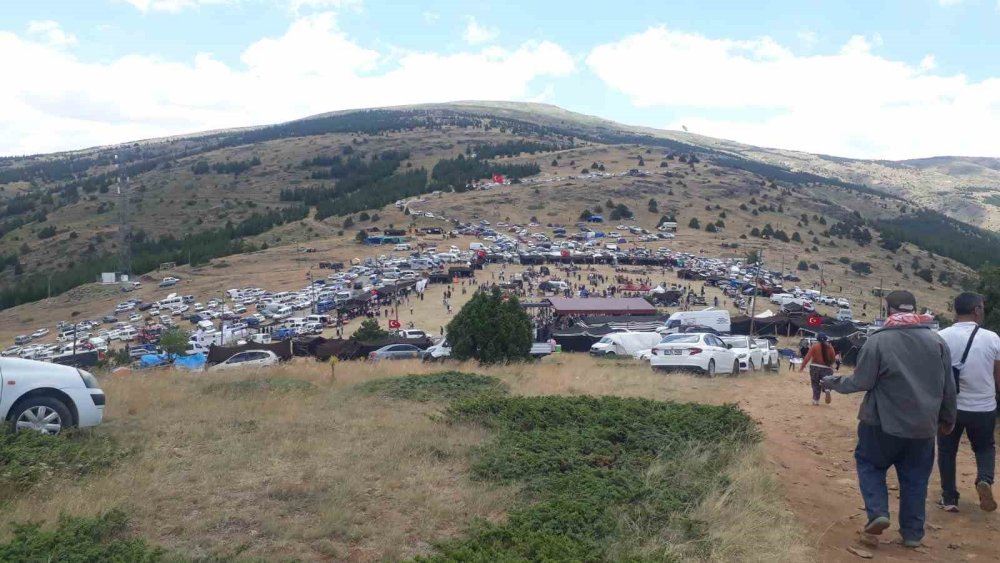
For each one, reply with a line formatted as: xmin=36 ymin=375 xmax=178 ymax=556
xmin=800 ymin=333 xmax=838 ymax=405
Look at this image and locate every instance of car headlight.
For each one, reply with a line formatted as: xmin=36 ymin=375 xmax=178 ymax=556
xmin=77 ymin=369 xmax=100 ymax=389
xmin=737 ymin=353 xmax=747 ymax=358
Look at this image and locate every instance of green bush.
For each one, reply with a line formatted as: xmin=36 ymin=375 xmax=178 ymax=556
xmin=420 ymin=396 xmax=759 ymax=561
xmin=356 ymin=372 xmax=508 ymax=402
xmin=0 ymin=510 xmax=163 ymax=562
xmin=351 ymin=318 xmax=389 ymax=341
xmin=446 ymin=288 xmax=532 ymax=364
xmin=0 ymin=431 xmax=129 ymax=501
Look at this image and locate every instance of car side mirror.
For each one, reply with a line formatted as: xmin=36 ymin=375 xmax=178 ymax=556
xmin=726 ymin=344 xmax=733 ymax=349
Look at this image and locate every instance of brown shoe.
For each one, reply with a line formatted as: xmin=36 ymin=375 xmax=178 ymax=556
xmin=824 ymin=390 xmax=832 ymax=404
xmin=977 ymin=481 xmax=997 ymax=512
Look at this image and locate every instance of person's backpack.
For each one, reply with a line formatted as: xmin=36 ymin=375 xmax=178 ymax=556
xmin=953 ymin=326 xmax=980 ymax=394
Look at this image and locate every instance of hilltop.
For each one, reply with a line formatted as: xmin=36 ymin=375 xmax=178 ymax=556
xmin=0 ymin=101 xmax=996 ymax=311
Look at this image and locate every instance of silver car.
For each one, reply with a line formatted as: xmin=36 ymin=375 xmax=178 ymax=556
xmin=368 ymin=344 xmax=422 ymax=361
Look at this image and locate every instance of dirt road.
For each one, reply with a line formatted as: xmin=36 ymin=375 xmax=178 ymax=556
xmin=731 ymin=367 xmax=999 ymax=562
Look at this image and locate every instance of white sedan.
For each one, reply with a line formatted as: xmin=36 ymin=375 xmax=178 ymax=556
xmin=649 ymin=333 xmax=739 ymax=376
xmin=208 ymin=350 xmax=280 ymax=372
xmin=755 ymin=339 xmax=781 ymax=371
xmin=721 ymin=336 xmax=765 ymax=372
xmin=0 ymin=357 xmax=105 ymax=434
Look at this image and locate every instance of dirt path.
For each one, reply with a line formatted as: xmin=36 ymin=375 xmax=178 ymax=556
xmin=727 ymin=367 xmax=999 ymax=562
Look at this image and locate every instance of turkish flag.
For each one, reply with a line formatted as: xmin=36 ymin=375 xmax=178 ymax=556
xmin=477 ymin=250 xmax=486 ymax=258
xmin=388 ymin=319 xmax=401 ymax=329
xmin=492 ymin=173 xmax=505 ymax=184
xmin=807 ymin=314 xmax=822 ymax=328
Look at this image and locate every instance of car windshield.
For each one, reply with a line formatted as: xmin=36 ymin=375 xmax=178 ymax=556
xmin=660 ymin=334 xmax=699 ymax=344
xmin=722 ymin=337 xmax=750 ymax=348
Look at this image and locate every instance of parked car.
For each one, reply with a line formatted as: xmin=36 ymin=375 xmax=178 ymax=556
xmin=720 ymin=336 xmax=765 ymax=372
xmin=649 ymin=333 xmax=738 ymax=376
xmin=0 ymin=357 xmax=105 ymax=434
xmin=369 ymin=344 xmax=422 ymax=361
xmin=207 ymin=350 xmax=280 ymax=372
xmin=422 ymin=340 xmax=452 ymax=361
xmin=755 ymin=339 xmax=781 ymax=372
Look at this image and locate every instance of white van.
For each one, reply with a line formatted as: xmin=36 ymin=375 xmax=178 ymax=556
xmin=469 ymin=242 xmax=486 ymax=251
xmin=769 ymin=293 xmax=793 ymax=305
xmin=306 ymin=314 xmax=331 ymax=326
xmin=284 ymin=317 xmax=309 ymax=330
xmin=272 ymin=306 xmax=292 ymax=320
xmin=156 ymin=295 xmax=184 ymax=309
xmin=836 ymin=307 xmax=854 ymax=322
xmin=590 ymin=332 xmax=663 ymax=356
xmin=657 ymin=309 xmax=732 ymax=335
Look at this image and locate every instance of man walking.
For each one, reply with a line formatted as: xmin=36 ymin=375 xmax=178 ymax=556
xmin=822 ymin=290 xmax=956 ymax=548
xmin=936 ymin=292 xmax=1000 ymax=513
xmin=799 ymin=333 xmax=837 ymax=405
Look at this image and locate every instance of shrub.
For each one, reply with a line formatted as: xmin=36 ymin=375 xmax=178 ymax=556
xmin=688 ymin=218 xmax=700 ymax=229
xmin=351 ymin=318 xmax=389 ymax=341
xmin=447 ymin=288 xmax=532 ymax=364
xmin=431 ymin=396 xmax=760 ymax=561
xmin=851 ymin=261 xmax=873 ymax=275
xmin=839 ymin=257 xmax=851 ymax=264
xmin=356 ymin=372 xmax=508 ymax=402
xmin=797 ymin=260 xmax=809 ymax=271
xmin=705 ymin=223 xmax=718 ymax=233
xmin=0 ymin=510 xmax=163 ymax=561
xmin=0 ymin=431 xmax=129 ymax=501
xmin=157 ymin=328 xmax=188 ymax=357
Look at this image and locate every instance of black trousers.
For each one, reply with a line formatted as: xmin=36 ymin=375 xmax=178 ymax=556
xmin=937 ymin=409 xmax=997 ymax=504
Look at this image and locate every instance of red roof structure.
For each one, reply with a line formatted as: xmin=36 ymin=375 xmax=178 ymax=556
xmin=546 ymin=297 xmax=656 ymax=316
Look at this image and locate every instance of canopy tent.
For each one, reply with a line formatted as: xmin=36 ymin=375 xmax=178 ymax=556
xmin=546 ymin=297 xmax=656 ymax=316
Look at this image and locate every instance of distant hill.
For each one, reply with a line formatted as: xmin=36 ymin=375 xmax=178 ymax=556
xmin=0 ymin=101 xmax=996 ymax=309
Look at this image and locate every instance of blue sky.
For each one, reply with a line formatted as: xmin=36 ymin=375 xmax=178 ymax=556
xmin=2 ymin=0 xmax=999 ymax=158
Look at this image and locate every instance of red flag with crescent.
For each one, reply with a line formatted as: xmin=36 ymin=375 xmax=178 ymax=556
xmin=807 ymin=314 xmax=822 ymax=328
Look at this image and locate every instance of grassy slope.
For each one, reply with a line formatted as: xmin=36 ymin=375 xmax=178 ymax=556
xmin=0 ymin=357 xmax=809 ymax=562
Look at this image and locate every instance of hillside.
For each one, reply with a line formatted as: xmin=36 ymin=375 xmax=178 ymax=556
xmin=0 ymin=101 xmax=996 ymax=310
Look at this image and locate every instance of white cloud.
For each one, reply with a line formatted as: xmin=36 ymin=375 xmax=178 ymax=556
xmin=586 ymin=26 xmax=1000 ymax=159
xmin=920 ymin=54 xmax=937 ymax=71
xmin=0 ymin=12 xmax=573 ymax=155
xmin=26 ymin=20 xmax=77 ymax=47
xmin=422 ymin=11 xmax=439 ymax=23
xmin=462 ymin=17 xmax=499 ymax=45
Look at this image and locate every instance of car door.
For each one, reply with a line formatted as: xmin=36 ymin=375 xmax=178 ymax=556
xmin=708 ymin=335 xmax=736 ymax=370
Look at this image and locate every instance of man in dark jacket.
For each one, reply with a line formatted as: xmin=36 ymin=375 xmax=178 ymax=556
xmin=822 ymin=290 xmax=957 ymax=548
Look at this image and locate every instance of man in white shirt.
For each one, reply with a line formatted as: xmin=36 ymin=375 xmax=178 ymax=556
xmin=937 ymin=292 xmax=1000 ymax=513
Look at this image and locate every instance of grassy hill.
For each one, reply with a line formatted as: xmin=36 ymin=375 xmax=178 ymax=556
xmin=0 ymin=101 xmax=995 ymax=310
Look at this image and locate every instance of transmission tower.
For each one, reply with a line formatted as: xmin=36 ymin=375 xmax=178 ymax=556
xmin=115 ymin=151 xmax=132 ymax=281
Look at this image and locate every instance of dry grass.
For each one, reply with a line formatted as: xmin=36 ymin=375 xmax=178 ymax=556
xmin=0 ymin=363 xmax=515 ymax=561
xmin=0 ymin=356 xmax=813 ymax=561
xmin=661 ymin=444 xmax=811 ymax=562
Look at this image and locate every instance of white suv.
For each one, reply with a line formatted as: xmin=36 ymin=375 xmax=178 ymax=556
xmin=721 ymin=336 xmax=765 ymax=372
xmin=0 ymin=357 xmax=106 ymax=434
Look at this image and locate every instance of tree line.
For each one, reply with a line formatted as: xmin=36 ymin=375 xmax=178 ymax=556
xmin=0 ymin=205 xmax=307 ymax=311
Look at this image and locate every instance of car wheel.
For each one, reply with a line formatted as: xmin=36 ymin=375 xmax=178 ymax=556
xmin=749 ymin=359 xmax=756 ymax=372
xmin=707 ymin=359 xmax=716 ymax=377
xmin=11 ymin=397 xmax=72 ymax=435
xmin=732 ymin=361 xmax=740 ymax=375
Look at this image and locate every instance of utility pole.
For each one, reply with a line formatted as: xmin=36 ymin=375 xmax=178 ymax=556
xmin=115 ymin=151 xmax=132 ymax=282
xmin=749 ymin=249 xmax=763 ymax=336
